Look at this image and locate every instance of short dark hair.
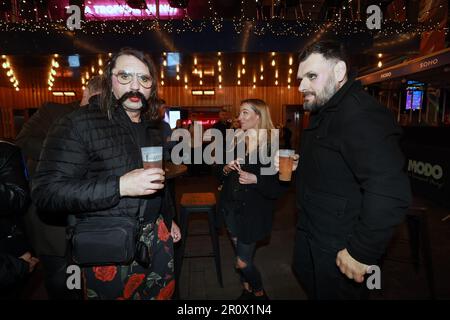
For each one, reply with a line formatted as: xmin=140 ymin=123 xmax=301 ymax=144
xmin=86 ymin=75 xmax=102 ymax=93
xmin=298 ymin=40 xmax=349 ymax=72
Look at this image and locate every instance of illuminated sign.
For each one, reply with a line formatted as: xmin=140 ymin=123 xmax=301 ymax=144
xmin=83 ymin=1 xmax=185 ymax=20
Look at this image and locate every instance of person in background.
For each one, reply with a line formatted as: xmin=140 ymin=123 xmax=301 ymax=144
xmin=157 ymin=98 xmax=176 ymax=161
xmin=282 ymin=119 xmax=293 ymax=149
xmin=0 ymin=140 xmax=38 ymax=298
xmin=217 ymin=99 xmax=286 ymax=300
xmin=15 ymin=75 xmax=102 ymax=300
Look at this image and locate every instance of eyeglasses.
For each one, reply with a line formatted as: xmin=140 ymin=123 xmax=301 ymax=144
xmin=113 ymin=71 xmax=153 ymax=88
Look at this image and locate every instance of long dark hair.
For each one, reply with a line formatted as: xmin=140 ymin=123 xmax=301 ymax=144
xmin=100 ymin=48 xmax=159 ymax=121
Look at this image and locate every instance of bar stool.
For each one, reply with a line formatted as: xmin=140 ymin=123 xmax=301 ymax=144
xmin=383 ymin=206 xmax=435 ymax=299
xmin=176 ymin=192 xmax=223 ymax=287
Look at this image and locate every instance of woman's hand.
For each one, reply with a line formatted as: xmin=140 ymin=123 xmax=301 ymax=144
xmin=238 ymin=170 xmax=257 ymax=184
xmin=171 ymin=221 xmax=181 ymax=243
xmin=223 ymin=158 xmax=243 ymax=175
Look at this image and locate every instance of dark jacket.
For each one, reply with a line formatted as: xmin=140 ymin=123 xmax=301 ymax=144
xmin=15 ymin=100 xmax=79 ymax=257
xmin=31 ymin=100 xmax=173 ymax=228
xmin=296 ymin=79 xmax=412 ymax=265
xmin=0 ymin=141 xmax=30 ymax=290
xmin=217 ymin=150 xmax=286 ymax=244
xmin=16 ymin=101 xmax=80 ymax=175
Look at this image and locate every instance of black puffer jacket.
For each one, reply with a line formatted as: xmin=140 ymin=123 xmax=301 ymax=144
xmin=0 ymin=141 xmax=30 ymax=290
xmin=31 ymin=100 xmax=173 ymax=226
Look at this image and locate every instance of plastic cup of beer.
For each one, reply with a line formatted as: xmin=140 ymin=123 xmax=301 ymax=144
xmin=141 ymin=146 xmax=163 ymax=182
xmin=279 ymin=149 xmax=295 ymax=181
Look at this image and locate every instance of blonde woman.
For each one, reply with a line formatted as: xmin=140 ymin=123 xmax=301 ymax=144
xmin=217 ymin=99 xmax=286 ymax=300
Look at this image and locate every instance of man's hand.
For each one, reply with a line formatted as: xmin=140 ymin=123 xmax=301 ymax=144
xmin=171 ymin=221 xmax=181 ymax=243
xmin=238 ymin=170 xmax=257 ymax=184
xmin=336 ymin=248 xmax=368 ymax=283
xmin=19 ymin=252 xmax=40 ymax=273
xmin=120 ymin=168 xmax=165 ymax=197
xmin=274 ymin=150 xmax=299 ymax=173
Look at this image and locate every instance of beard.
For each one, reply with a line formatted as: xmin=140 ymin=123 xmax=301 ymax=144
xmin=303 ymin=76 xmax=338 ymax=113
xmin=117 ymin=91 xmax=148 ymax=113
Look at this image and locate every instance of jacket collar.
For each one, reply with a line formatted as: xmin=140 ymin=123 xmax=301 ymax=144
xmin=316 ymin=78 xmax=360 ymax=114
xmin=304 ymin=79 xmax=361 ymax=131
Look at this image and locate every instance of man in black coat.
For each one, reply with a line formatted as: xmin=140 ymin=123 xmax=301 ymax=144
xmin=31 ymin=48 xmax=181 ymax=300
xmin=0 ymin=140 xmax=39 ymax=297
xmin=15 ymin=76 xmax=101 ymax=299
xmin=278 ymin=40 xmax=412 ymax=299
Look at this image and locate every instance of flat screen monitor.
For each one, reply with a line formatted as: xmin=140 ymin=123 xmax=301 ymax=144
xmin=168 ymin=110 xmax=181 ymax=129
xmin=405 ymin=90 xmax=423 ymax=110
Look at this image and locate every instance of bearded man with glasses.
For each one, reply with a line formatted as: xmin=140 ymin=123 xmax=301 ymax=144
xmin=32 ymin=48 xmax=180 ymax=300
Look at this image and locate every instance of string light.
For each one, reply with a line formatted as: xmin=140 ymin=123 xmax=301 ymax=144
xmin=2 ymin=56 xmax=19 ymax=91
xmin=0 ymin=16 xmax=442 ymax=38
xmin=47 ymin=56 xmax=59 ymax=91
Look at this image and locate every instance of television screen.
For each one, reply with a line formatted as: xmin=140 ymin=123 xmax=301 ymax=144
xmin=168 ymin=110 xmax=181 ymax=129
xmin=406 ymin=89 xmax=423 ymax=110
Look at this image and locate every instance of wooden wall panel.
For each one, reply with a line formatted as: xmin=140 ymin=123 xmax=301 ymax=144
xmin=1 ymin=85 xmax=303 ymax=138
xmin=159 ymin=85 xmax=303 ymax=126
xmin=0 ymin=87 xmax=83 ymax=110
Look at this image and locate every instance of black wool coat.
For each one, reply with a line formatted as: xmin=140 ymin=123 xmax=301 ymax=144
xmin=296 ymin=79 xmax=412 ymax=265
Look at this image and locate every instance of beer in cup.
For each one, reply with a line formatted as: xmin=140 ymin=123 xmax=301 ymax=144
xmin=141 ymin=146 xmax=163 ymax=183
xmin=279 ymin=149 xmax=295 ymax=181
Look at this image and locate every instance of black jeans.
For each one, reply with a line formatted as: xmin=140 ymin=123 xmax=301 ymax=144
xmin=231 ymin=237 xmax=263 ymax=292
xmin=292 ymin=228 xmax=369 ymax=300
xmin=40 ymin=255 xmax=81 ymax=300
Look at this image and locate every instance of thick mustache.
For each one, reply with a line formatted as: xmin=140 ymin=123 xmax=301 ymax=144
xmin=117 ymin=91 xmax=147 ymax=106
xmin=120 ymin=91 xmax=146 ymax=101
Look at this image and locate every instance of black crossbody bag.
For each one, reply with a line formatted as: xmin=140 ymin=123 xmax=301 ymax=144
xmin=67 ymin=201 xmax=150 ymax=267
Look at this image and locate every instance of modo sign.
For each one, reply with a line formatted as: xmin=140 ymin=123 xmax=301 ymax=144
xmin=83 ymin=1 xmax=185 ymax=20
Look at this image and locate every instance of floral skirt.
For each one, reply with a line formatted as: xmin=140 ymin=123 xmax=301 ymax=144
xmin=82 ymin=216 xmax=175 ymax=300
